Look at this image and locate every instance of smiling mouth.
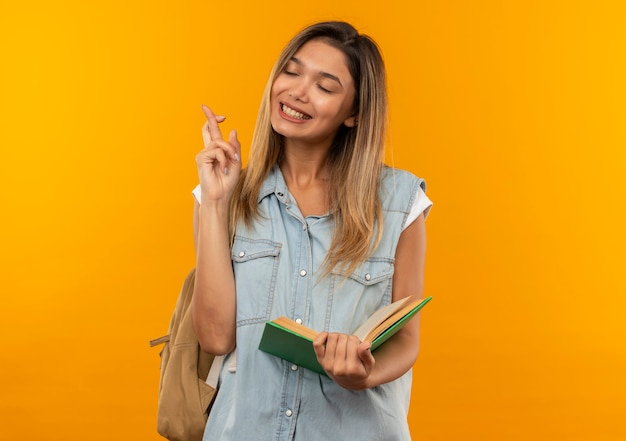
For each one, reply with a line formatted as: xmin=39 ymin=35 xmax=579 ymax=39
xmin=281 ymin=103 xmax=312 ymax=120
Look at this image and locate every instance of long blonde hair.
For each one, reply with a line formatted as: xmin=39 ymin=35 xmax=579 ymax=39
xmin=231 ymin=21 xmax=388 ymax=277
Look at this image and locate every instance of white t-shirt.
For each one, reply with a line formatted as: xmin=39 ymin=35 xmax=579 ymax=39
xmin=193 ymin=184 xmax=432 ymax=231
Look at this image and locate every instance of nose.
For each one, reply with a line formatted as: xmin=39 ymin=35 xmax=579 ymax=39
xmin=288 ymin=78 xmax=309 ymax=102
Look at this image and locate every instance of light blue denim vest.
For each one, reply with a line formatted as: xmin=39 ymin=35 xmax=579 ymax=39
xmin=203 ymin=165 xmax=426 ymax=441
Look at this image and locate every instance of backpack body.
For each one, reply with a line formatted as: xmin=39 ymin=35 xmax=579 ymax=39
xmin=150 ymin=269 xmax=216 ymax=441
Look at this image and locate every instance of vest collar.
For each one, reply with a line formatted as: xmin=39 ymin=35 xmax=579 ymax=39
xmin=258 ymin=164 xmax=290 ymax=205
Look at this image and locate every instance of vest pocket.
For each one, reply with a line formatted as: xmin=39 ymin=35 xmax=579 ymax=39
xmin=327 ymin=258 xmax=395 ymax=333
xmin=332 ymin=257 xmax=395 ymax=286
xmin=231 ymin=236 xmax=282 ymax=324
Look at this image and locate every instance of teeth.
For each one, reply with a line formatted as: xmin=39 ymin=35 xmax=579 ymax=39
xmin=282 ymin=104 xmax=311 ymax=120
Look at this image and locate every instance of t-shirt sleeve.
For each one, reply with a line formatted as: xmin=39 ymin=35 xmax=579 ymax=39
xmin=402 ymin=186 xmax=432 ymax=231
xmin=192 ymin=184 xmax=201 ymax=204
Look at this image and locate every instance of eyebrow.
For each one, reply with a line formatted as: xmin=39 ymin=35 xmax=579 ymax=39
xmin=290 ymin=56 xmax=344 ymax=88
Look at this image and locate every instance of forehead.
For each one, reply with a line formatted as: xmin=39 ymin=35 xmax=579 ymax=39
xmin=290 ymin=39 xmax=353 ymax=82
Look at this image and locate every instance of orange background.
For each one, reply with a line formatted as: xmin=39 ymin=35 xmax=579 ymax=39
xmin=1 ymin=1 xmax=625 ymax=440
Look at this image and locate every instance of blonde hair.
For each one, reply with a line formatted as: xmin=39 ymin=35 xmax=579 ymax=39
xmin=231 ymin=21 xmax=388 ymax=277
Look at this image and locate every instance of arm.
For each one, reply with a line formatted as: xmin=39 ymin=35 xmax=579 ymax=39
xmin=190 ymin=106 xmax=241 ymax=355
xmin=313 ymin=213 xmax=427 ymax=390
xmin=362 ymin=212 xmax=426 ymax=385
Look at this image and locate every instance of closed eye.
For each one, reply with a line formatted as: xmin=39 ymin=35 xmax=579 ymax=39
xmin=317 ymin=84 xmax=333 ymax=94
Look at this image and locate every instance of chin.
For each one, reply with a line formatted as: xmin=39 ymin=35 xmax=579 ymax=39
xmin=270 ymin=118 xmax=295 ymax=139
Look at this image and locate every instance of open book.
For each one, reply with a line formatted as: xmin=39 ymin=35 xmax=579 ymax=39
xmin=258 ymin=296 xmax=432 ymax=375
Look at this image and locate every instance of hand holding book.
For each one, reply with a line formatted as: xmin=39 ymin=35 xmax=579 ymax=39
xmin=312 ymin=331 xmax=376 ymax=389
xmin=258 ymin=296 xmax=432 ymax=376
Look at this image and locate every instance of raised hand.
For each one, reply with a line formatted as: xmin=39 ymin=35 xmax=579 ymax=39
xmin=313 ymin=332 xmax=376 ymax=390
xmin=195 ymin=105 xmax=241 ymax=203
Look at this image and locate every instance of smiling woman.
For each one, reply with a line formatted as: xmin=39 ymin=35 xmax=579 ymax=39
xmin=3 ymin=1 xmax=624 ymax=440
xmin=190 ymin=21 xmax=432 ymax=441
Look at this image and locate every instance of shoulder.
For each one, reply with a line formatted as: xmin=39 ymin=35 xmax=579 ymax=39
xmin=379 ymin=166 xmax=426 ymax=213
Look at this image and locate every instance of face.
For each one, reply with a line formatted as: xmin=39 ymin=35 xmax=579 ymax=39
xmin=270 ymin=39 xmax=357 ymax=148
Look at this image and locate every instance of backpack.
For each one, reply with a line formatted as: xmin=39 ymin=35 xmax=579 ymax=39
xmin=150 ymin=268 xmax=216 ymax=441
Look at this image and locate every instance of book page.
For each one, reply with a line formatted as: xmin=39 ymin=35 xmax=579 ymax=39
xmin=272 ymin=316 xmax=319 ymax=340
xmin=363 ymin=297 xmax=426 ymax=342
xmin=351 ymin=296 xmax=412 ymax=341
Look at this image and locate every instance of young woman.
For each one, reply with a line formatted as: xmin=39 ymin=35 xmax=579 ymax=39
xmin=191 ymin=21 xmax=432 ymax=440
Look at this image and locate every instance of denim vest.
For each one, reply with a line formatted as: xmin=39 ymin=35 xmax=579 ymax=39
xmin=203 ymin=165 xmax=426 ymax=441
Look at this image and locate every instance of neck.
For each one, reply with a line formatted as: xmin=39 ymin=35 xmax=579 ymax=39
xmin=279 ymin=157 xmax=329 ymax=189
xmin=279 ymin=138 xmax=331 ymax=184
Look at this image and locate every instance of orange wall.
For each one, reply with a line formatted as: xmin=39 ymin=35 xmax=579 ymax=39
xmin=1 ymin=1 xmax=624 ymax=440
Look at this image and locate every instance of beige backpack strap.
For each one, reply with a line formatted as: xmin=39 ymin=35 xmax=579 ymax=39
xmin=149 ymin=335 xmax=170 ymax=347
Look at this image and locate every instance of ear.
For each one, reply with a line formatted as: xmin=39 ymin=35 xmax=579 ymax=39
xmin=343 ymin=114 xmax=357 ymax=128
